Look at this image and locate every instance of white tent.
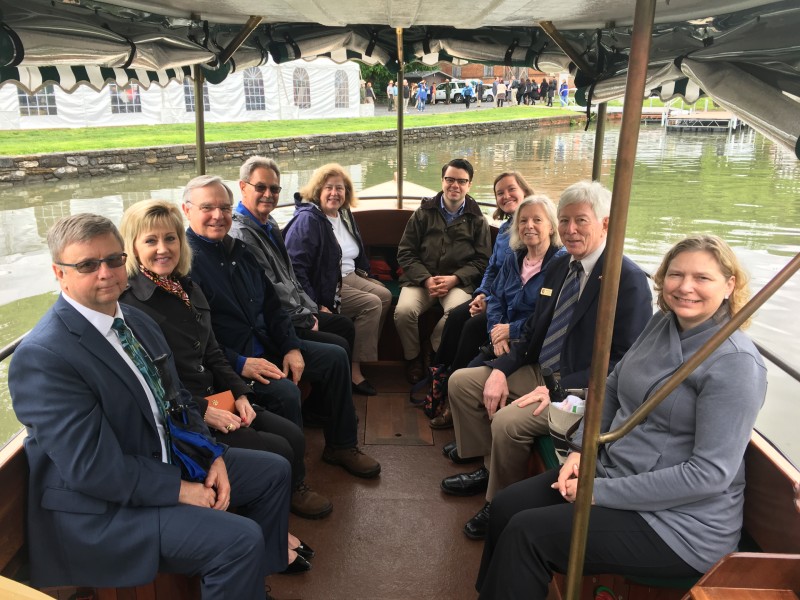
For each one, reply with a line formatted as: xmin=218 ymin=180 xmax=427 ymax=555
xmin=0 ymin=57 xmax=365 ymax=130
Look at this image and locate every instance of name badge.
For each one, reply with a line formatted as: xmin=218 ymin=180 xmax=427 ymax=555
xmin=540 ymin=288 xmax=553 ymax=297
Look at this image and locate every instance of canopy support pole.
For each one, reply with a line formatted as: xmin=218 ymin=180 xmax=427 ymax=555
xmin=564 ymin=1 xmax=656 ymax=599
xmin=591 ymin=102 xmax=608 ymax=180
xmin=539 ymin=21 xmax=594 ymax=76
xmin=218 ymin=16 xmax=264 ymax=66
xmin=396 ymin=28 xmax=405 ymax=209
xmin=193 ymin=64 xmax=207 ymax=176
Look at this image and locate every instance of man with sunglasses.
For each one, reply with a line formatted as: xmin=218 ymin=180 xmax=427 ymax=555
xmin=231 ymin=156 xmax=355 ymax=373
xmin=10 ymin=213 xmax=291 ymax=598
xmin=395 ymin=158 xmax=492 ymax=383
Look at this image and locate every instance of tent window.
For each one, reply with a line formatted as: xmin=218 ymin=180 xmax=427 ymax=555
xmin=109 ymin=83 xmax=142 ymax=114
xmin=244 ymin=67 xmax=266 ymax=111
xmin=293 ymin=68 xmax=311 ymax=109
xmin=184 ymin=78 xmax=211 ymax=113
xmin=334 ymin=70 xmax=349 ymax=108
xmin=18 ymin=85 xmax=57 ymax=116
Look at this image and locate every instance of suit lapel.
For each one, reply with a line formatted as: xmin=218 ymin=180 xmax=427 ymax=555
xmin=55 ymin=298 xmax=159 ymax=431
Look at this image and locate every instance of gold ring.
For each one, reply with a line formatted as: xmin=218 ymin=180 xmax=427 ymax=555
xmin=226 ymin=424 xmax=234 ymax=431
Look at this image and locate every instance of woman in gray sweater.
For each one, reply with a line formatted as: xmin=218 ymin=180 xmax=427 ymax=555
xmin=476 ymin=235 xmax=767 ymax=599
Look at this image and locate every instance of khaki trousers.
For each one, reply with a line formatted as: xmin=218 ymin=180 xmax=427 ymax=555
xmin=340 ymin=272 xmax=392 ymax=362
xmin=448 ymin=364 xmax=549 ymax=501
xmin=394 ymin=286 xmax=471 ymax=359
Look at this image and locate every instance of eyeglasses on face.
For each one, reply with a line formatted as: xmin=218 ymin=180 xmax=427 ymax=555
xmin=244 ymin=181 xmax=282 ymax=195
xmin=56 ymin=253 xmax=127 ymax=274
xmin=186 ymin=200 xmax=233 ymax=214
xmin=443 ymin=176 xmax=470 ymax=186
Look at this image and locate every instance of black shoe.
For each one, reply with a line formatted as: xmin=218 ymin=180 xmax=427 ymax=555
xmin=352 ymin=379 xmax=377 ymax=396
xmin=441 ymin=466 xmax=489 ymax=496
xmin=301 ymin=407 xmax=329 ymax=428
xmin=446 ymin=444 xmax=481 ymax=465
xmin=442 ymin=440 xmax=457 ymax=457
xmin=464 ymin=502 xmax=490 ymax=540
xmin=280 ymin=553 xmax=312 ymax=575
xmin=293 ymin=540 xmax=315 ymax=560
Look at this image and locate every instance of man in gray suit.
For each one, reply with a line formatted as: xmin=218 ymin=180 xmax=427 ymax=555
xmin=10 ymin=213 xmax=290 ymax=599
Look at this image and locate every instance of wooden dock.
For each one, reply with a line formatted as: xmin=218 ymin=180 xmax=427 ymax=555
xmin=663 ymin=110 xmax=741 ymax=132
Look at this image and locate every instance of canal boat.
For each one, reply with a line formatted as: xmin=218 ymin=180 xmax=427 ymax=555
xmin=1 ymin=1 xmax=799 ymax=599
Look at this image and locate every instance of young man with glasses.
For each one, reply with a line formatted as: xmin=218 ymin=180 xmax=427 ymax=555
xmin=395 ymin=158 xmax=492 ymax=383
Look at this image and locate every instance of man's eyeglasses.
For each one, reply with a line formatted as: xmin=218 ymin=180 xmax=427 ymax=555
xmin=56 ymin=253 xmax=127 ymax=274
xmin=443 ymin=176 xmax=470 ymax=186
xmin=186 ymin=201 xmax=233 ymax=214
xmin=244 ymin=181 xmax=282 ymax=195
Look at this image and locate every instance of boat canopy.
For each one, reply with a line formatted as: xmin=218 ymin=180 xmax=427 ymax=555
xmin=0 ymin=0 xmax=798 ymax=156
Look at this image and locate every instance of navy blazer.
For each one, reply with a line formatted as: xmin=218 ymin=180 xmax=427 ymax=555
xmin=9 ymin=297 xmax=200 ymax=587
xmin=490 ymin=250 xmax=653 ymax=390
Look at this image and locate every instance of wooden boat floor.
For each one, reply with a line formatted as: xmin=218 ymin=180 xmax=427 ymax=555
xmin=270 ymin=364 xmax=483 ymax=600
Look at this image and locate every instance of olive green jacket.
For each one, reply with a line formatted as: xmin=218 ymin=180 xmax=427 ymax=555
xmin=397 ymin=192 xmax=492 ymax=292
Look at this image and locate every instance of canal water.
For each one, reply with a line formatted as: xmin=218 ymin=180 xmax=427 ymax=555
xmin=1 ymin=122 xmax=799 ymax=463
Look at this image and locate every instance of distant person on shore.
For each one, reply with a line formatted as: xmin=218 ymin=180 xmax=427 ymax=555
xmin=394 ymin=158 xmax=492 ymax=384
xmin=496 ymin=80 xmax=507 ymax=107
xmin=492 ymin=77 xmax=499 ymax=106
xmin=539 ymin=78 xmax=549 ymax=106
xmin=559 ymin=81 xmax=569 ymax=107
xmin=364 ymin=81 xmax=375 ymax=104
xmin=463 ymin=81 xmax=475 ymax=109
xmin=417 ymin=81 xmax=428 ymax=111
xmin=477 ymin=235 xmax=766 ymax=599
xmin=10 ymin=213 xmax=292 ymax=597
xmin=431 ymin=82 xmax=437 ymax=105
xmin=445 ymin=79 xmax=452 ymax=104
xmin=403 ymin=79 xmax=411 ymax=112
xmin=548 ymin=78 xmax=557 ymax=106
xmin=476 ymin=81 xmax=484 ymax=107
xmin=387 ymin=80 xmax=395 ymax=111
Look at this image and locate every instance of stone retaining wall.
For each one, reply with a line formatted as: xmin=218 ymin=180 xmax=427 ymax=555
xmin=0 ymin=114 xmax=586 ymax=186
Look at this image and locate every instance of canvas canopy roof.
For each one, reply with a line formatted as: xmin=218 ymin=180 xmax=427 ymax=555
xmin=0 ymin=0 xmax=798 ymax=156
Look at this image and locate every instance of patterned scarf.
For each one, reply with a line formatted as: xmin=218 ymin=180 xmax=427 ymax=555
xmin=140 ymin=266 xmax=190 ymax=307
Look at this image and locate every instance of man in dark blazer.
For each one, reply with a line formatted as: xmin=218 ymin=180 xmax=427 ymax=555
xmin=441 ymin=181 xmax=653 ymax=540
xmin=9 ymin=214 xmax=290 ymax=598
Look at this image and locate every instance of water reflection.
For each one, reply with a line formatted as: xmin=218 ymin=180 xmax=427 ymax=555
xmin=1 ymin=124 xmax=799 ymax=461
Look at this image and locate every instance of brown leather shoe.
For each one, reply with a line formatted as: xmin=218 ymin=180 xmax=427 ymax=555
xmin=405 ymin=356 xmax=425 ymax=384
xmin=291 ymin=481 xmax=333 ymax=519
xmin=322 ymin=446 xmax=382 ymax=478
xmin=429 ymin=404 xmax=453 ymax=429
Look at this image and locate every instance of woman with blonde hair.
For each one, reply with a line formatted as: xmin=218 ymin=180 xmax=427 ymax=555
xmin=119 ymin=199 xmax=328 ymax=563
xmin=284 ymin=164 xmax=392 ymax=396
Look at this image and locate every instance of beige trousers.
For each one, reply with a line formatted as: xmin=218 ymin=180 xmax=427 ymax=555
xmin=340 ymin=272 xmax=392 ymax=362
xmin=447 ymin=364 xmax=549 ymax=501
xmin=393 ymin=285 xmax=471 ymax=360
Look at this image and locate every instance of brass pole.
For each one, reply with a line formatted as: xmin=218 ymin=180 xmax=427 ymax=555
xmin=563 ymin=1 xmax=656 ymax=599
xmin=599 ymin=250 xmax=800 ymax=444
xmin=396 ymin=28 xmax=405 ymax=209
xmin=218 ymin=16 xmax=263 ymax=66
xmin=193 ymin=64 xmax=207 ymax=176
xmin=539 ymin=21 xmax=595 ymax=77
xmin=591 ymin=102 xmax=608 ymax=181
